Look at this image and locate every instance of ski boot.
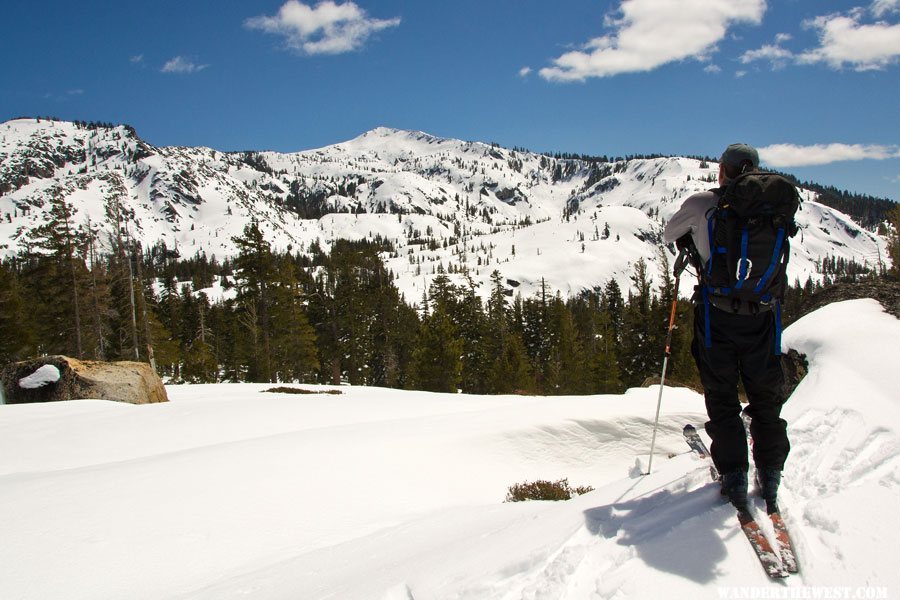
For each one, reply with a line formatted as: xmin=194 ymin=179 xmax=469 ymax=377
xmin=721 ymin=470 xmax=749 ymax=512
xmin=756 ymin=467 xmax=782 ymax=514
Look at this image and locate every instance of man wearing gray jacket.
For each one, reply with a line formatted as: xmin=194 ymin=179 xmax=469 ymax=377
xmin=663 ymin=144 xmax=789 ymax=514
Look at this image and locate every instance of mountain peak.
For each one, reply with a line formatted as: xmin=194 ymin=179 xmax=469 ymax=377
xmin=355 ymin=126 xmax=451 ymax=145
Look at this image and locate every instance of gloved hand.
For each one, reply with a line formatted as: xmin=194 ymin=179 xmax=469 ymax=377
xmin=675 ymin=234 xmax=694 ymax=252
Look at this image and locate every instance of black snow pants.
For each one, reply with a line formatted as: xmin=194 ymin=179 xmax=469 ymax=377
xmin=691 ymin=303 xmax=790 ymax=475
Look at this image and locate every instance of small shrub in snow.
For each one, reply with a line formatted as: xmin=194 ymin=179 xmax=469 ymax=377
xmin=505 ymin=478 xmax=594 ymax=502
xmin=263 ymin=386 xmax=342 ymax=395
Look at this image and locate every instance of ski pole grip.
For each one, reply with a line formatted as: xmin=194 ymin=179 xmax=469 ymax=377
xmin=674 ymin=250 xmax=689 ymax=277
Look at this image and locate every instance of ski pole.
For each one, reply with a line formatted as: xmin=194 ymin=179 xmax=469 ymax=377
xmin=646 ymin=250 xmax=689 ymax=475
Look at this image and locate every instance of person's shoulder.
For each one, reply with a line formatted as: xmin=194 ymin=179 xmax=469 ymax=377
xmin=676 ymin=190 xmax=719 ymax=214
xmin=683 ymin=189 xmax=719 ymax=205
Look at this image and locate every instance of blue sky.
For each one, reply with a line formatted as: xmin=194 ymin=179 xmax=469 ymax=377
xmin=2 ymin=0 xmax=899 ymax=200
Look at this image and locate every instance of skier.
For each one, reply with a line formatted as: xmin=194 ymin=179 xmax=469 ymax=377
xmin=663 ymin=143 xmax=790 ymax=513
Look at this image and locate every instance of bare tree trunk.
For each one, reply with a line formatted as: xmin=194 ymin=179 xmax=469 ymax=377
xmin=330 ymin=310 xmax=341 ymax=385
xmin=124 ymin=229 xmax=140 ymax=360
xmin=87 ymin=221 xmax=106 ymax=359
xmin=238 ymin=301 xmax=260 ymax=380
xmin=259 ymin=282 xmax=273 ymax=383
xmin=134 ymin=242 xmax=156 ymax=372
xmin=198 ymin=301 xmax=207 ymax=344
xmin=61 ymin=203 xmax=83 ymax=358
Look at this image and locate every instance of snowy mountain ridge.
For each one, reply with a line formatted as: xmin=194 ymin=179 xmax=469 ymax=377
xmin=0 ymin=118 xmax=888 ymax=300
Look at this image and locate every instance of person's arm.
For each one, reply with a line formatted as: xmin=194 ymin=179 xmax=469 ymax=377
xmin=664 ymin=192 xmax=717 ymax=267
xmin=663 ymin=195 xmax=702 ymax=244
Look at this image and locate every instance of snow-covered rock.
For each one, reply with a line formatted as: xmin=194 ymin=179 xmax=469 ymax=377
xmin=17 ymin=364 xmax=60 ymax=389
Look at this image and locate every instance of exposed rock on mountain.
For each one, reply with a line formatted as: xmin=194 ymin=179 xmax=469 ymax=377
xmin=0 ymin=118 xmax=889 ymax=300
xmin=797 ymin=279 xmax=900 ymax=320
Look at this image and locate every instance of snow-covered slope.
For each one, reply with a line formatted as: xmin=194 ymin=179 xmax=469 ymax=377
xmin=0 ymin=118 xmax=888 ymax=300
xmin=0 ymin=299 xmax=897 ymax=599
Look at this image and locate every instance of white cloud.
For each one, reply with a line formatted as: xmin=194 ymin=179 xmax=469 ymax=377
xmin=161 ymin=56 xmax=209 ymax=74
xmin=740 ymin=41 xmax=794 ymax=68
xmin=872 ymin=0 xmax=900 ymax=18
xmin=66 ymin=89 xmax=84 ymax=96
xmin=704 ymin=64 xmax=722 ymax=74
xmin=740 ymin=32 xmax=793 ymax=69
xmin=798 ymin=10 xmax=900 ymax=71
xmin=538 ymin=0 xmax=766 ymax=82
xmin=130 ymin=54 xmax=144 ymax=64
xmin=742 ymin=10 xmax=900 ymax=72
xmin=759 ymin=143 xmax=900 ymax=167
xmin=246 ymin=0 xmax=400 ymax=56
xmin=519 ymin=67 xmax=532 ymax=77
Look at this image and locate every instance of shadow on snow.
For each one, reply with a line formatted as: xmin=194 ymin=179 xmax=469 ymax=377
xmin=583 ymin=481 xmax=733 ymax=584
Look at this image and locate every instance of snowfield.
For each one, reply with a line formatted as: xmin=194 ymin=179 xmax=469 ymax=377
xmin=1 ymin=299 xmax=898 ymax=599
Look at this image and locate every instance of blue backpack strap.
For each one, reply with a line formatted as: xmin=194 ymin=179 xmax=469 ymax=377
xmin=754 ymin=228 xmax=786 ymax=294
xmin=735 ymin=227 xmax=750 ymax=289
xmin=706 ymin=214 xmax=716 ymax=277
xmin=774 ymin=300 xmax=783 ymax=357
xmin=702 ymin=287 xmax=712 ymax=348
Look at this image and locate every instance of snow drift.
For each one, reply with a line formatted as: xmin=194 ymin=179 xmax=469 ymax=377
xmin=0 ymin=299 xmax=897 ymax=599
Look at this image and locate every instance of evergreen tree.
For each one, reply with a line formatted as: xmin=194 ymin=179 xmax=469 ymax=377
xmin=0 ymin=262 xmax=35 ymax=362
xmin=550 ymin=293 xmax=590 ymax=394
xmin=157 ymin=276 xmax=182 ymax=344
xmin=411 ymin=306 xmax=463 ymax=392
xmin=181 ymin=338 xmax=216 ymax=382
xmin=104 ymin=247 xmax=140 ymax=361
xmin=26 ymin=188 xmax=89 ymax=357
xmin=145 ymin=308 xmax=181 ymax=380
xmin=483 ymin=271 xmax=534 ymax=393
xmin=521 ymin=279 xmax=555 ymax=393
xmin=179 ymin=291 xmax=216 ymax=383
xmin=571 ymin=289 xmax=623 ymax=394
xmin=269 ymin=258 xmax=318 ymax=382
xmin=132 ymin=243 xmax=161 ymax=372
xmin=454 ymin=274 xmax=490 ymax=393
xmin=590 ymin=308 xmax=624 ymax=393
xmin=602 ymin=278 xmax=624 ymax=345
xmin=232 ymin=220 xmax=276 ymax=382
xmin=618 ymin=258 xmax=659 ymax=388
xmin=81 ymin=223 xmax=113 ymax=360
xmin=317 ymin=241 xmax=374 ymax=384
xmin=887 ymin=204 xmax=900 ymax=279
xmin=486 ymin=329 xmax=535 ymax=395
xmin=216 ymin=298 xmax=246 ymax=382
xmin=306 ymin=240 xmax=414 ymax=386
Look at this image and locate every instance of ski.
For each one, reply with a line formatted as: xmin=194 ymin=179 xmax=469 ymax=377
xmin=741 ymin=409 xmax=800 ymax=573
xmin=683 ymin=424 xmax=720 ymax=481
xmin=737 ymin=510 xmax=789 ymax=579
xmin=769 ymin=511 xmax=799 ymax=574
xmin=685 ymin=422 xmax=795 ymax=578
